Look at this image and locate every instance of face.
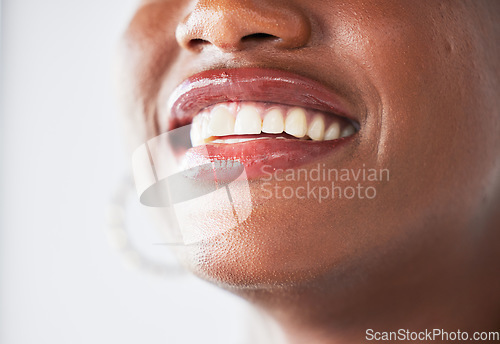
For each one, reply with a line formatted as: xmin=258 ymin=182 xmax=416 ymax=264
xmin=118 ymin=1 xmax=500 ymax=289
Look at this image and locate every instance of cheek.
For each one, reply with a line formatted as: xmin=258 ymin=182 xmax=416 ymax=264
xmin=333 ymin=2 xmax=498 ymax=217
xmin=119 ymin=3 xmax=183 ymax=138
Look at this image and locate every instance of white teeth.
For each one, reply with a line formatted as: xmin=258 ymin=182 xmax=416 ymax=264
xmin=340 ymin=124 xmax=356 ymax=138
xmin=324 ymin=122 xmax=341 ymax=140
xmin=190 ymin=115 xmax=204 ymax=146
xmin=189 ymin=102 xmax=356 ymax=147
xmin=234 ymin=106 xmax=262 ymax=134
xmin=208 ymin=106 xmax=235 ymax=137
xmin=212 ymin=137 xmax=269 ymax=144
xmin=307 ymin=115 xmax=325 ymax=141
xmin=201 ymin=113 xmax=210 ymax=140
xmin=262 ymin=108 xmax=285 ymax=134
xmin=223 ymin=139 xmax=240 ymax=144
xmin=285 ymin=108 xmax=307 ymax=138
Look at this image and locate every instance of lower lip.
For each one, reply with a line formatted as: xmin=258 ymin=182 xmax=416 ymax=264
xmin=184 ymin=137 xmax=352 ymax=180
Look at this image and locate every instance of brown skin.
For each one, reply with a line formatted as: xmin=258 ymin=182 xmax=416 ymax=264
xmin=117 ymin=1 xmax=500 ymax=343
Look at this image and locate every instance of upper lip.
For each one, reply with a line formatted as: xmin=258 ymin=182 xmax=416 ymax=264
xmin=164 ymin=67 xmax=360 ymax=132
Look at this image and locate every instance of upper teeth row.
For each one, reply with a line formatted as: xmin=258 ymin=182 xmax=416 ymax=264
xmin=190 ymin=102 xmax=356 ymax=147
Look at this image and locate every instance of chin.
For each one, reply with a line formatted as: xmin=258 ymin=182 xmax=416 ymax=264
xmin=177 ymin=176 xmax=402 ymax=290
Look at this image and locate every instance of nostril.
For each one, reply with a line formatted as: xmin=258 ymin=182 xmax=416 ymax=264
xmin=188 ymin=38 xmax=210 ymax=49
xmin=177 ymin=2 xmax=311 ymax=52
xmin=187 ymin=34 xmax=278 ymax=52
xmin=241 ymin=32 xmax=278 ymax=43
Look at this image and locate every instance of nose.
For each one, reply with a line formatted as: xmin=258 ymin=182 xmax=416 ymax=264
xmin=175 ymin=0 xmax=311 ymax=52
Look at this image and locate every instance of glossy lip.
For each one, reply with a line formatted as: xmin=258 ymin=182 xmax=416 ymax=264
xmin=164 ymin=67 xmax=360 ymax=178
xmin=165 ymin=67 xmax=359 ymax=131
xmin=184 ymin=136 xmax=353 ymax=180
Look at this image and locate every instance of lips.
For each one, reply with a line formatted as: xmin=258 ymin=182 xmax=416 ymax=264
xmin=166 ymin=68 xmax=358 ymax=130
xmin=163 ymin=68 xmax=360 ymax=178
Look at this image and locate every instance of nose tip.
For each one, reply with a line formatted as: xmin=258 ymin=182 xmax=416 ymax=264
xmin=175 ymin=1 xmax=311 ymax=52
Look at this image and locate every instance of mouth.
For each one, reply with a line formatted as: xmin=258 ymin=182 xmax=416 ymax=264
xmin=164 ymin=68 xmax=360 ymax=178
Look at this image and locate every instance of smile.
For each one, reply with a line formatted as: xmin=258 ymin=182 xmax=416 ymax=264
xmin=164 ymin=68 xmax=361 ymax=177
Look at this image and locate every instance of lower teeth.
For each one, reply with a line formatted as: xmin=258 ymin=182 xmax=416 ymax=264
xmin=211 ymin=137 xmax=272 ymax=144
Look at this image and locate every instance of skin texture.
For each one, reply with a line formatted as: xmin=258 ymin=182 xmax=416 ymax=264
xmin=117 ymin=1 xmax=500 ymax=343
